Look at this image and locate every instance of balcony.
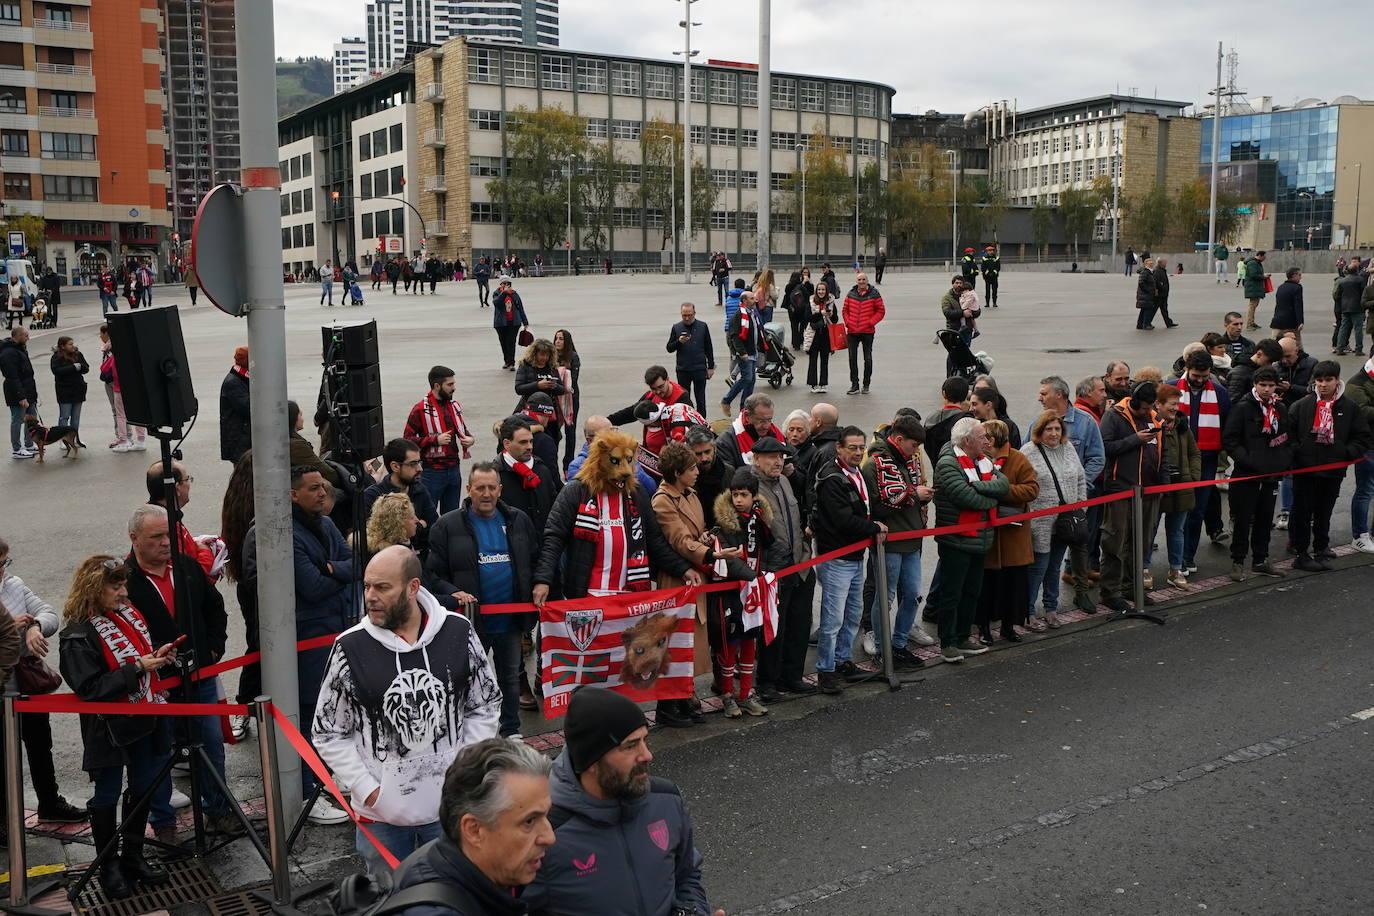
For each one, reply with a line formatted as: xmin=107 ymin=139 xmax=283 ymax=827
xmin=423 ymin=175 xmax=447 ymax=193
xmin=423 ymin=128 xmax=445 ymax=148
xmin=36 ymin=62 xmax=93 ymax=76
xmin=37 ymin=18 xmax=90 ymax=31
xmin=38 ymin=106 xmax=94 ymax=119
xmin=422 ymin=82 xmax=444 ymax=103
xmin=429 ymin=220 xmax=448 ymax=237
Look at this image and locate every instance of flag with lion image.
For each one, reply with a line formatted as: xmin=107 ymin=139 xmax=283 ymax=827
xmin=538 ymin=586 xmax=696 ymax=718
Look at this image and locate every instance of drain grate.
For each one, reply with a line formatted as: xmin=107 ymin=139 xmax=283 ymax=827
xmin=205 ymin=889 xmax=275 ymax=916
xmin=70 ymin=858 xmax=222 ymax=916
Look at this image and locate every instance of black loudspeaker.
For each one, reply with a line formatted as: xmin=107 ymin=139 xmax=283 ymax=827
xmin=336 ymin=407 xmax=385 ymax=459
xmin=323 ymin=321 xmax=378 ymax=367
xmin=107 ymin=307 xmax=198 ymax=432
xmin=339 ymin=364 xmax=382 ymax=409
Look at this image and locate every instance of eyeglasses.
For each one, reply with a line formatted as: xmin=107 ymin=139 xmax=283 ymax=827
xmin=0 ymin=557 xmax=12 ymax=570
xmin=401 ymin=460 xmax=422 ymax=468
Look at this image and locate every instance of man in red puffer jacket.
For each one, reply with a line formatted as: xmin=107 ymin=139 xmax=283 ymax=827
xmin=842 ymin=272 xmax=885 ymax=395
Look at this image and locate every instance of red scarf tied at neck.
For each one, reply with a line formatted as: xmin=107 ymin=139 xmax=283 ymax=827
xmin=503 ymin=452 xmax=541 ymax=490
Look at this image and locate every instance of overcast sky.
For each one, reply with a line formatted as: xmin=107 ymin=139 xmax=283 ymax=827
xmin=274 ymin=0 xmax=1370 ymax=113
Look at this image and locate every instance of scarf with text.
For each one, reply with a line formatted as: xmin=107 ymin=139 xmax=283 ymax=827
xmin=574 ymin=489 xmax=651 ymax=592
xmin=502 ymin=451 xmax=541 ymax=490
xmin=1313 ymin=394 xmax=1336 ymax=445
xmin=871 ymin=438 xmax=922 ymax=509
xmin=954 ymin=445 xmax=997 ymax=537
xmin=89 ymin=606 xmax=165 ymax=706
xmin=1253 ymin=388 xmax=1281 ymax=435
xmin=731 ymin=414 xmax=785 ymax=467
xmin=419 ymin=392 xmax=473 ymax=460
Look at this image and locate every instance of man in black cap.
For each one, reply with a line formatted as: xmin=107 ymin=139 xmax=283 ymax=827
xmin=523 ymin=689 xmax=722 ymax=916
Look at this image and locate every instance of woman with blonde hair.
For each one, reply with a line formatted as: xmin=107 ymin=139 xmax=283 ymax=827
xmin=58 ymin=556 xmax=173 ymax=899
xmin=366 ymin=492 xmax=418 ymax=553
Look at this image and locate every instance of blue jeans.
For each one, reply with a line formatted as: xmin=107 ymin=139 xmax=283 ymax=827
xmin=1145 ymin=510 xmax=1188 ymax=569
xmin=882 ymin=551 xmax=923 ymax=650
xmin=1352 ymin=451 xmax=1374 ymax=538
xmin=815 ymin=557 xmax=865 ymax=672
xmin=356 ymin=820 xmax=442 ymax=875
xmin=58 ymin=401 xmax=82 ymax=432
xmin=420 ymin=464 xmax=463 ymax=515
xmin=1280 ymin=475 xmax=1293 ymax=513
xmin=1027 ymin=541 xmax=1069 ymax=613
xmin=89 ymin=726 xmax=171 ymax=808
xmin=1184 ymin=452 xmax=1220 ymax=566
xmin=722 ymin=356 xmax=756 ymax=409
xmin=100 ymin=292 xmax=118 ymax=314
xmin=9 ymin=402 xmax=36 ymax=451
xmin=149 ymin=679 xmax=232 ymax=827
xmin=479 ymin=628 xmax=523 ymax=737
xmin=320 ymin=281 xmax=333 ymax=304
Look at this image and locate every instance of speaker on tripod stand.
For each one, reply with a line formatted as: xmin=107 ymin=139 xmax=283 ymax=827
xmin=321 ymin=321 xmax=384 ymax=460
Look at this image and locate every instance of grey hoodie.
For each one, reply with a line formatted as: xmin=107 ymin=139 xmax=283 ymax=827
xmin=522 ymin=751 xmax=710 ymax=916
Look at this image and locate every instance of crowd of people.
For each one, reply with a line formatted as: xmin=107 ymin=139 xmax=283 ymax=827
xmin=4 ymin=255 xmax=1374 ymax=913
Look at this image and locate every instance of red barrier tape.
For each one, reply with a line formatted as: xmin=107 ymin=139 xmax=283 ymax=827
xmin=14 ymin=697 xmax=249 ymax=716
xmin=1139 ymin=458 xmax=1360 ymax=494
xmin=269 ymin=704 xmax=400 ymax=869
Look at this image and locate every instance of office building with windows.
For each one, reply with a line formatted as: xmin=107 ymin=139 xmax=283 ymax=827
xmin=1201 ymin=96 xmax=1374 ymax=251
xmin=364 ymin=0 xmax=558 ymax=76
xmin=334 ymin=37 xmax=369 ymax=94
xmin=412 ymin=37 xmax=893 ymax=267
xmin=0 ymin=0 xmax=171 ymax=279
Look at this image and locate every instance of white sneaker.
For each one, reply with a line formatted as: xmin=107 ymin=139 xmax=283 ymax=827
xmin=1352 ymin=534 xmax=1374 ymax=555
xmin=112 ymin=441 xmax=134 ymax=453
xmin=11 ymin=449 xmax=33 ymax=460
xmin=306 ymin=797 xmax=351 ymax=826
xmin=170 ymin=788 xmax=191 ymax=810
xmin=1274 ymin=512 xmax=1289 ymax=531
xmin=861 ymin=630 xmax=877 ymax=657
xmin=131 ymin=440 xmax=147 ymax=451
xmin=907 ymin=624 xmax=936 ymax=647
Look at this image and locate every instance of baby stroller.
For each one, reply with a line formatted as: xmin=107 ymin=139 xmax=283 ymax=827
xmin=936 ymin=328 xmax=994 ymax=382
xmin=30 ymin=297 xmax=55 ymax=330
xmin=759 ymin=321 xmax=795 ymax=389
xmin=347 ymin=280 xmax=365 ymax=306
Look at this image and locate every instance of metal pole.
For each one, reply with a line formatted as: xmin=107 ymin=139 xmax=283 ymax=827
xmin=255 ymin=697 xmax=293 ymax=905
xmin=682 ymin=0 xmax=693 ymax=284
xmin=950 ymin=150 xmax=958 ymax=268
xmin=799 ymin=151 xmax=806 ymax=262
xmin=566 ymin=156 xmax=572 ymax=276
xmin=1206 ymin=41 xmax=1222 ymax=273
xmin=5 ymin=693 xmax=28 ymax=907
xmin=755 ymin=0 xmax=771 ymax=272
xmin=1131 ymin=486 xmax=1146 ymax=612
xmin=668 ymin=137 xmax=676 ymax=274
xmin=1111 ymin=133 xmax=1120 ymax=262
xmin=236 ymin=0 xmax=302 ymax=818
xmin=1354 ymin=163 xmax=1362 ymax=247
xmin=870 ymin=541 xmax=899 ymax=691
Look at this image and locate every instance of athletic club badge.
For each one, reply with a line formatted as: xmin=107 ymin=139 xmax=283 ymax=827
xmin=565 ymin=609 xmax=603 ymax=652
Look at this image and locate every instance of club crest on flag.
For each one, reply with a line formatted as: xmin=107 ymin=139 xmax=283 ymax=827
xmin=565 ymin=609 xmax=603 ymax=651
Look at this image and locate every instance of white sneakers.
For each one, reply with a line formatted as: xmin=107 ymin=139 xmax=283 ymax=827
xmin=170 ymin=789 xmax=191 ymax=810
xmin=111 ymin=440 xmax=146 ymax=453
xmin=861 ymin=630 xmax=877 ymax=657
xmin=11 ymin=448 xmax=34 ymax=459
xmin=1352 ymin=534 xmax=1374 ymax=555
xmin=907 ymin=624 xmax=937 ymax=647
xmin=307 ymin=797 xmax=351 ymax=826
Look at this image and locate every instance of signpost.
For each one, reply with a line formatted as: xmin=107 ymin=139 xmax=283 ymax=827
xmin=7 ymin=231 xmax=23 ymax=257
xmin=190 ymin=184 xmax=249 ymax=317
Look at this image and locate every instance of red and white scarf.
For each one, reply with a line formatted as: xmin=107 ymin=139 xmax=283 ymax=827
xmin=230 ymin=363 xmax=249 ymax=381
xmin=1177 ymin=381 xmax=1222 ymax=451
xmin=502 ymin=451 xmax=541 ymax=490
xmin=575 ymin=490 xmax=650 ymax=592
xmin=1313 ymin=386 xmax=1341 ymax=445
xmin=839 ymin=461 xmax=870 ymax=508
xmin=731 ymin=414 xmax=785 ymax=466
xmin=419 ymin=392 xmax=472 ymax=460
xmin=740 ymin=573 xmax=779 ymax=645
xmin=954 ymin=445 xmax=997 ymax=537
xmin=89 ymin=606 xmax=165 ymax=706
xmin=1366 ymin=357 xmax=1374 ymax=381
xmin=1253 ymin=389 xmax=1280 ymax=435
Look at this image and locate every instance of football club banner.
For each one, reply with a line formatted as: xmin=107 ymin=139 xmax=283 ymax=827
xmin=539 ymin=586 xmax=697 ymax=718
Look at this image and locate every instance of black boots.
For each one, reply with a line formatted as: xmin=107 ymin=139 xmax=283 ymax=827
xmin=87 ymin=804 xmax=131 ymax=900
xmin=119 ymin=792 xmax=168 ymax=886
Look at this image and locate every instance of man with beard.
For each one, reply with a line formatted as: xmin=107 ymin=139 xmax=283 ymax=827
xmin=404 ymin=366 xmax=476 ymax=515
xmin=363 ymin=438 xmax=439 ymax=553
xmin=313 ymin=546 xmax=501 ymax=874
xmin=686 ymin=425 xmax=733 ymax=529
xmin=523 ymin=689 xmax=722 ymax=916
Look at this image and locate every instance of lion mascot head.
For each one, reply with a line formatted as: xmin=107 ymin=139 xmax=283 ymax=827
xmin=576 ymin=429 xmax=640 ymax=495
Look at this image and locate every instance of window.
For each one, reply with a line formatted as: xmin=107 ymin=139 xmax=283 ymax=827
xmin=374 ymin=168 xmax=389 ymax=197
xmin=771 ymin=172 xmax=793 ymax=191
xmin=469 ymin=109 xmax=502 ymax=131
xmin=585 ymin=117 xmax=608 ymax=139
xmin=708 ymin=126 xmax=735 ymax=147
xmin=0 ymin=40 xmax=21 ymax=69
xmin=359 ymin=134 xmax=371 ymax=161
xmin=831 ymin=136 xmax=851 ymax=153
xmin=360 ymin=212 xmax=373 ymax=238
xmin=471 ymin=202 xmax=502 ymax=223
xmin=280 ymin=194 xmax=289 ymax=216
xmin=372 ymin=128 xmax=388 ymax=157
xmin=374 ymin=210 xmax=390 ymax=235
xmin=710 ymin=168 xmax=736 ymax=189
xmin=0 ymin=90 xmax=23 ymax=113
xmin=281 ymin=228 xmax=291 ymax=249
xmin=610 ymin=119 xmax=640 ymax=141
xmin=470 ymin=156 xmax=502 ymax=177
xmin=799 ymin=80 xmax=824 ymax=112
xmin=43 ymin=174 xmax=97 ymax=201
xmin=689 ymin=125 xmax=705 ymax=145
xmin=740 ymin=128 xmax=758 ymax=147
xmin=856 ymin=86 xmax=876 ymax=117
xmin=645 ymin=208 xmax=665 ymax=229
xmin=1073 ymin=160 xmax=1083 ymax=183
xmin=575 ymin=58 xmax=606 ymax=93
xmin=611 ymin=62 xmax=640 ymax=96
xmin=645 ymin=65 xmax=673 ymax=99
xmin=469 ymin=47 xmax=498 ymax=84
xmin=49 ymin=91 xmax=77 ymax=110
xmin=689 ymin=71 xmax=706 ymax=103
xmin=302 ymin=152 xmax=312 ymax=176
xmin=390 ymin=124 xmax=402 ymax=154
xmin=1085 ymin=159 xmax=1095 ymax=180
xmin=290 ymin=190 xmax=301 ymax=214
xmin=1050 ymin=163 xmax=1059 ymax=184
xmin=541 ymin=54 xmax=570 ymax=91
xmin=771 ymin=77 xmax=795 ymax=110
xmin=740 ymin=73 xmax=757 ymax=108
xmin=709 ymin=210 xmax=735 ymax=230
xmin=614 ymin=164 xmax=641 ymax=185
xmin=304 ymin=224 xmax=315 ymax=246
xmin=829 ymin=83 xmax=852 ymax=114
xmin=740 ymin=211 xmax=757 ymax=232
xmin=392 ymin=208 xmax=403 ymax=234
xmin=740 ymin=170 xmax=758 ymax=189
xmin=360 ymin=174 xmax=372 ymax=199
xmin=855 ymin=137 xmax=876 ymax=157
xmin=2 ymin=129 xmax=28 ymax=156
xmin=775 ymin=212 xmax=794 ymax=232
xmin=612 ymin=207 xmax=640 ymax=227
xmin=504 ymin=50 xmax=536 ymax=87
xmin=289 ymin=157 xmax=301 ymax=181
xmin=710 ymin=71 xmax=736 ymax=105
xmin=302 ymin=188 xmax=313 ymax=212
xmin=0 ymin=4 xmax=19 ymax=23
xmin=390 ymin=165 xmax=404 ymax=194
xmin=771 ymin=131 xmax=797 ymax=151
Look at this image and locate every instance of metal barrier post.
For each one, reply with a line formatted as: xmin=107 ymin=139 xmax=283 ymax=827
xmin=4 ymin=693 xmax=27 ymax=908
xmin=1131 ymin=486 xmax=1146 ymax=612
xmin=254 ymin=697 xmax=292 ymax=906
xmin=871 ymin=538 xmax=900 ymax=690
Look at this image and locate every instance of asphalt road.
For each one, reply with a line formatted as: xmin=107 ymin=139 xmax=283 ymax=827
xmin=655 ymin=563 xmax=1374 ymax=916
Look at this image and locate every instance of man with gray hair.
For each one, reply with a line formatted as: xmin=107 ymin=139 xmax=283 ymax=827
xmin=714 ymin=391 xmax=781 ymax=468
xmin=389 ymin=737 xmax=554 ymax=914
xmin=314 ymin=545 xmax=501 ymax=874
xmin=1038 ymin=376 xmax=1106 ymax=612
xmin=929 ymin=417 xmax=1008 ymax=663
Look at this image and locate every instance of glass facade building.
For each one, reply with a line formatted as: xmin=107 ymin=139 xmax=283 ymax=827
xmin=1202 ymin=106 xmax=1339 ymax=250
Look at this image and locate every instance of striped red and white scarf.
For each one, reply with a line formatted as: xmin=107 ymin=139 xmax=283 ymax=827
xmin=419 ymin=392 xmax=472 ymax=460
xmin=89 ymin=606 xmax=165 ymax=706
xmin=731 ymin=414 xmax=784 ymax=466
xmin=574 ymin=490 xmax=651 ymax=592
xmin=1252 ymin=389 xmax=1280 ymax=434
xmin=954 ymin=446 xmax=997 ymax=537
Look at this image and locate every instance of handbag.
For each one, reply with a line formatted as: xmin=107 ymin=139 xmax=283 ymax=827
xmin=15 ymin=655 xmax=62 ymax=694
xmin=1036 ymin=444 xmax=1090 ymax=546
xmin=517 ymin=327 xmax=534 ymax=347
xmin=1263 ymin=274 xmax=1274 ymax=294
xmin=828 ymin=321 xmax=848 ymax=353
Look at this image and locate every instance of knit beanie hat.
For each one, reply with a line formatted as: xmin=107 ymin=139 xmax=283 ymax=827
xmin=565 ymin=688 xmax=648 ymax=775
xmin=233 ymin=346 xmax=249 ymax=368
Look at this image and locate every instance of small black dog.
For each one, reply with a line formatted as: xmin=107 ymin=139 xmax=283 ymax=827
xmin=22 ymin=418 xmax=82 ymax=462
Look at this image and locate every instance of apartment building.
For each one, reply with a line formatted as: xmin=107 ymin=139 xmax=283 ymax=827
xmin=334 ymin=37 xmax=369 ymax=94
xmin=364 ymin=0 xmax=558 ymax=77
xmin=0 ymin=0 xmax=171 ymax=279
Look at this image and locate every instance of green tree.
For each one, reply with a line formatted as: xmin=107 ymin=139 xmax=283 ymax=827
xmin=1126 ymin=185 xmax=1174 ymax=251
xmin=639 ymin=117 xmax=716 ymax=253
xmin=1030 ymin=201 xmax=1054 ymax=261
xmin=884 ymin=142 xmax=951 ymax=259
xmin=486 ymin=106 xmax=588 ymax=253
xmin=957 ymin=177 xmax=1008 ymax=249
xmin=1173 ymin=177 xmax=1243 ymax=247
xmin=857 ymin=161 xmax=884 ymax=254
xmin=0 ymin=213 xmax=46 ymax=257
xmin=578 ymin=141 xmax=618 ymax=258
xmin=1059 ymin=177 xmax=1111 ymax=262
xmin=783 ymin=132 xmax=853 ymax=257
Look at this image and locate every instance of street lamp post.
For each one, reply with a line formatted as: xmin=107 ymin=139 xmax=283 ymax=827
xmin=1206 ymin=41 xmax=1223 ymax=273
xmin=1350 ymin=162 xmax=1362 ymax=247
xmin=1110 ymin=131 xmax=1121 ymax=262
xmin=946 ymin=148 xmax=959 ymax=267
xmin=756 ymin=0 xmax=771 ymax=272
xmin=566 ymin=154 xmax=573 ymax=276
xmin=673 ymin=0 xmax=699 ymax=284
xmin=660 ymin=135 xmax=676 ymax=274
xmin=796 ymin=143 xmax=806 ymax=260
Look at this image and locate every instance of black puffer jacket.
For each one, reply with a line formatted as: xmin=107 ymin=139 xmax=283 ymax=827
xmin=1223 ymin=394 xmax=1295 ymax=477
xmin=1288 ymin=391 xmax=1372 ymax=478
xmin=811 ymin=457 xmax=881 ymax=559
xmin=219 ymin=369 xmax=252 ymax=463
xmin=425 ymin=499 xmax=538 ymax=634
xmin=0 ymin=339 xmax=37 ymax=407
xmin=50 ymin=350 xmax=89 ymax=404
xmin=1135 ymin=265 xmax=1157 ymax=309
